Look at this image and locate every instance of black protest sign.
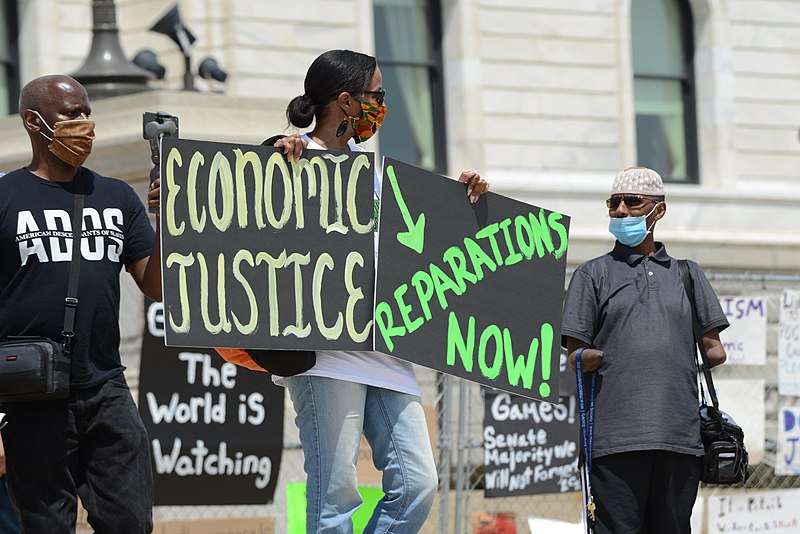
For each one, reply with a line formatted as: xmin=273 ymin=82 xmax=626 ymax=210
xmin=483 ymin=389 xmax=580 ymax=498
xmin=160 ymin=138 xmax=375 ymax=351
xmin=139 ymin=300 xmax=284 ymax=505
xmin=374 ymin=158 xmax=570 ymax=401
xmin=558 ymin=349 xmax=578 ymax=399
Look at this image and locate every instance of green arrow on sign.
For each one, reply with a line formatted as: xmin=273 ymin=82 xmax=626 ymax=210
xmin=386 ymin=164 xmax=425 ymax=254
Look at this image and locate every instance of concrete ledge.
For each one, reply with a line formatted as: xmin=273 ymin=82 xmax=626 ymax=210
xmin=0 ymin=90 xmax=289 ymax=181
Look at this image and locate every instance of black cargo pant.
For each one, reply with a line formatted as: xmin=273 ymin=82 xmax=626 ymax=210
xmin=590 ymin=450 xmax=702 ymax=534
xmin=1 ymin=373 xmax=153 ymax=534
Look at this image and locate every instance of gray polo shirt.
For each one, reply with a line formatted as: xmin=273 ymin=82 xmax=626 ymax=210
xmin=562 ymin=242 xmax=728 ymax=458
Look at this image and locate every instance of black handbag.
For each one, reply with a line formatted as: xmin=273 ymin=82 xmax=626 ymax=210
xmin=0 ymin=337 xmax=71 ymax=402
xmin=679 ymin=260 xmax=749 ymax=485
xmin=0 ymin=176 xmax=83 ymax=403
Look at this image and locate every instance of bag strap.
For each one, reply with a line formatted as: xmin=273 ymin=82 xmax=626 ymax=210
xmin=678 ymin=259 xmax=719 ymax=410
xmin=62 ymin=174 xmax=84 ymax=353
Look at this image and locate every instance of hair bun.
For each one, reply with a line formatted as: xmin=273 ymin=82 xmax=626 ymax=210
xmin=286 ymin=94 xmax=316 ymax=128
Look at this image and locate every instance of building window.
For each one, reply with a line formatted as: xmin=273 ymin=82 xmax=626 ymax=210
xmin=632 ymin=0 xmax=698 ymax=183
xmin=0 ymin=1 xmax=19 ymax=115
xmin=373 ymin=0 xmax=446 ymax=173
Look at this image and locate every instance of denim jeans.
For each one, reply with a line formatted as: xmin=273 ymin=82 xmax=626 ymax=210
xmin=1 ymin=373 xmax=153 ymax=534
xmin=285 ymin=376 xmax=438 ymax=534
xmin=0 ymin=476 xmax=20 ymax=533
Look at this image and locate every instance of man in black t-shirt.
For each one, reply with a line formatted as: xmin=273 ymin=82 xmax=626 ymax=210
xmin=562 ymin=167 xmax=728 ymax=534
xmin=0 ymin=75 xmax=162 ymax=532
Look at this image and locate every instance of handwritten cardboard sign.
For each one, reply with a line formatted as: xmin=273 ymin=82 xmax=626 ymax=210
xmin=776 ymin=406 xmax=800 ymax=475
xmin=779 ymin=290 xmax=800 ymax=395
xmin=159 ymin=138 xmax=375 ymax=351
xmin=714 ymin=378 xmax=765 ymax=465
xmin=482 ymin=389 xmax=580 ymax=497
xmin=718 ymin=296 xmax=767 ymax=365
xmin=139 ymin=300 xmax=284 ymax=505
xmin=374 ymin=158 xmax=570 ymax=401
xmin=707 ymin=490 xmax=800 ymax=533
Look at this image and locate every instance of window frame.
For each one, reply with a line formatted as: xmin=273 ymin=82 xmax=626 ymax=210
xmin=1 ymin=1 xmax=20 ymax=115
xmin=373 ymin=0 xmax=448 ymax=174
xmin=632 ymin=0 xmax=699 ymax=184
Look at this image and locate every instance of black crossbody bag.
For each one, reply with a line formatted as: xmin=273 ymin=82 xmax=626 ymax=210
xmin=679 ymin=260 xmax=749 ymax=485
xmin=0 ymin=177 xmax=83 ymax=403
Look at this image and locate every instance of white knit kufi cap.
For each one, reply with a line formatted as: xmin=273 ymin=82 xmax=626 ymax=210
xmin=611 ymin=167 xmax=665 ymax=196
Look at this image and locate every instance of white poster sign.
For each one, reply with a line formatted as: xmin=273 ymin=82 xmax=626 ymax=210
xmin=691 ymin=495 xmax=704 ymax=534
xmin=718 ymin=296 xmax=766 ymax=365
xmin=707 ymin=490 xmax=800 ymax=533
xmin=778 ymin=290 xmax=800 ymax=396
xmin=527 ymin=516 xmax=582 ymax=534
xmin=776 ymin=406 xmax=800 ymax=476
xmin=715 ymin=379 xmax=765 ymax=465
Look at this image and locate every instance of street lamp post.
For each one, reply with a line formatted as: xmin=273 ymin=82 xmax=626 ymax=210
xmin=71 ymin=0 xmax=152 ymax=99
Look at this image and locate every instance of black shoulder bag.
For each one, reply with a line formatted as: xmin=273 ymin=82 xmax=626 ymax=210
xmin=0 ymin=177 xmax=83 ymax=402
xmin=678 ymin=260 xmax=749 ymax=485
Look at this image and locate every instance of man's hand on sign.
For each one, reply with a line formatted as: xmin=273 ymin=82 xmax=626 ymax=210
xmin=457 ymin=170 xmax=490 ymax=204
xmin=274 ymin=133 xmax=308 ymax=162
xmin=148 ymin=177 xmax=160 ymax=211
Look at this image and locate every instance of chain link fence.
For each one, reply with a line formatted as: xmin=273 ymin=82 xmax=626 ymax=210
xmin=113 ymin=269 xmax=800 ymax=533
xmin=432 ymin=270 xmax=800 ymax=533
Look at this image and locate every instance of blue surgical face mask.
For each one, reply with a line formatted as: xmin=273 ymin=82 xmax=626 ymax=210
xmin=608 ymin=202 xmax=661 ymax=247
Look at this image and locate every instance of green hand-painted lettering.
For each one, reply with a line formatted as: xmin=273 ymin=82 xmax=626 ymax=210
xmin=538 ymin=322 xmax=553 ymax=398
xmin=430 ymin=263 xmax=463 ymax=309
xmin=499 ymin=218 xmax=523 ymax=265
xmin=503 ymin=328 xmax=537 ymax=390
xmin=446 ymin=311 xmax=474 ymax=371
xmin=475 ymin=223 xmax=503 ymax=264
xmin=443 ymin=246 xmax=475 ymax=292
xmin=386 ymin=165 xmax=426 ymax=254
xmin=478 ymin=325 xmax=504 ymax=379
xmin=375 ymin=300 xmax=406 ymax=352
xmin=410 ymin=270 xmax=435 ymax=321
xmin=528 ymin=209 xmax=556 ymax=258
xmin=547 ymin=212 xmax=569 ymax=260
xmin=464 ymin=237 xmax=497 ymax=280
xmin=395 ymin=284 xmax=424 ymax=334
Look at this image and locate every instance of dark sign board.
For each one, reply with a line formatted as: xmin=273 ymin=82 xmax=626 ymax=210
xmin=139 ymin=300 xmax=284 ymax=505
xmin=558 ymin=348 xmax=577 ymax=399
xmin=483 ymin=388 xmax=580 ymax=498
xmin=160 ymin=138 xmax=375 ymax=351
xmin=374 ymin=158 xmax=570 ymax=401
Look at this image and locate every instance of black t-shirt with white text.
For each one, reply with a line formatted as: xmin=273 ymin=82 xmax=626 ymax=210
xmin=0 ymin=167 xmax=154 ymax=388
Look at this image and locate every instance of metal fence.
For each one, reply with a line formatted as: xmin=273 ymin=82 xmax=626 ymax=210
xmin=113 ymin=269 xmax=800 ymax=533
xmin=432 ymin=270 xmax=800 ymax=533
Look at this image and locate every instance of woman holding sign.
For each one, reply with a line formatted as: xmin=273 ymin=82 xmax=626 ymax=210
xmin=278 ymin=49 xmax=487 ymax=532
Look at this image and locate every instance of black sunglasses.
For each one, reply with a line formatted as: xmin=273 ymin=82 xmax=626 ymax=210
xmin=605 ymin=195 xmax=658 ymax=209
xmin=361 ymin=89 xmax=386 ymax=106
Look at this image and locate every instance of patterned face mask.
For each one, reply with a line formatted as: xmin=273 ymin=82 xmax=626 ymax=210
xmin=349 ymin=99 xmax=387 ymax=144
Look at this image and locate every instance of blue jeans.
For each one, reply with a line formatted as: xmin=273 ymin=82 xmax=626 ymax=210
xmin=285 ymin=376 xmax=438 ymax=533
xmin=0 ymin=476 xmax=20 ymax=533
xmin=1 ymin=373 xmax=153 ymax=534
